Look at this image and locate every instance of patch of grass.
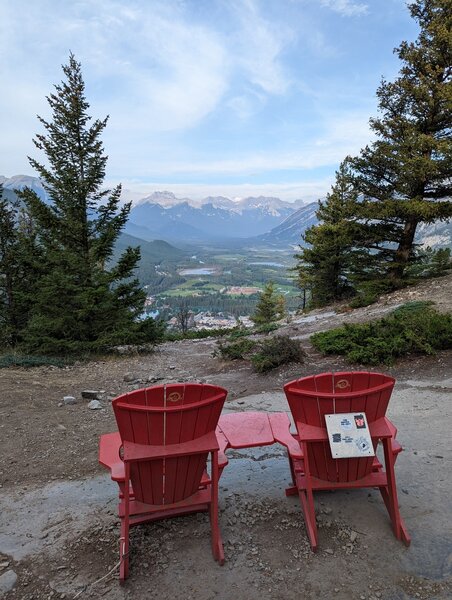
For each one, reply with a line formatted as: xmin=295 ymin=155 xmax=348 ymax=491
xmin=216 ymin=334 xmax=304 ymax=372
xmin=311 ymin=302 xmax=452 ymax=365
xmin=0 ymin=354 xmax=72 ymax=369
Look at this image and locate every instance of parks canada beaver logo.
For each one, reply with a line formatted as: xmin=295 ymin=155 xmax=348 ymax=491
xmin=335 ymin=379 xmax=350 ymax=390
xmin=167 ymin=392 xmax=182 ymax=403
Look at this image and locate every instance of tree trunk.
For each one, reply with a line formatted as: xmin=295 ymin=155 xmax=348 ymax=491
xmin=389 ymin=218 xmax=418 ymax=283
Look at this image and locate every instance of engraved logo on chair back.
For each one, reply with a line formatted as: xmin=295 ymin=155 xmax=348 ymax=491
xmin=284 ymin=372 xmax=395 ymax=483
xmin=112 ymin=383 xmax=227 ymax=505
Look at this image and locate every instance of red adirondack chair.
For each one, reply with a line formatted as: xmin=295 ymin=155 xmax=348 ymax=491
xmin=102 ymin=383 xmax=227 ymax=582
xmin=281 ymin=371 xmax=410 ymax=551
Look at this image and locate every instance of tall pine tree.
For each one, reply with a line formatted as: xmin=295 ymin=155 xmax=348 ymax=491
xmin=349 ymin=0 xmax=452 ymax=285
xmin=18 ymin=54 xmax=148 ymax=354
xmin=294 ymin=161 xmax=359 ymax=307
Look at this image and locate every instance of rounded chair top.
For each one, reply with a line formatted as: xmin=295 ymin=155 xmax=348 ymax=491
xmin=112 ymin=382 xmax=228 ymax=413
xmin=284 ymin=371 xmax=395 ymax=398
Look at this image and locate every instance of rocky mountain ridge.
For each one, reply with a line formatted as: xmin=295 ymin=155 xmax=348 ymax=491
xmin=2 ymin=175 xmax=451 ymax=248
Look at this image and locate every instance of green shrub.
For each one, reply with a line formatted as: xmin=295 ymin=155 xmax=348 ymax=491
xmin=311 ymin=303 xmax=452 ymax=365
xmin=254 ymin=323 xmax=279 ymax=335
xmin=250 ymin=335 xmax=305 ymax=373
xmin=165 ymin=327 xmax=235 ymax=341
xmin=0 ymin=354 xmax=71 ymax=369
xmin=216 ymin=338 xmax=257 ymax=360
xmin=217 ymin=334 xmax=304 ymax=372
xmin=349 ymin=280 xmax=394 ymax=308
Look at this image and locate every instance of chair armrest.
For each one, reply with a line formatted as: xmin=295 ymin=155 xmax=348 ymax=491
xmin=369 ymin=417 xmax=394 ymax=439
xmin=215 ymin=427 xmax=229 ymax=470
xmin=384 ymin=417 xmax=403 ymax=454
xmin=296 ymin=422 xmax=328 ymax=442
xmin=123 ymin=430 xmax=219 ymax=462
xmin=98 ymin=432 xmax=125 ymax=482
xmin=269 ymin=412 xmax=303 ymax=459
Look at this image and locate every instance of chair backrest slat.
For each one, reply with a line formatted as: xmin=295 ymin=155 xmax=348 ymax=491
xmin=113 ymin=383 xmax=227 ymax=505
xmin=284 ymin=372 xmax=395 ymax=483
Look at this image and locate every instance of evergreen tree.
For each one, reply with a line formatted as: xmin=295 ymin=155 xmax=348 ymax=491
xmin=17 ymin=54 xmax=149 ymax=354
xmin=0 ymin=184 xmax=20 ymax=345
xmin=349 ymin=0 xmax=452 ymax=285
xmin=0 ymin=186 xmax=41 ymax=346
xmin=251 ymin=282 xmax=285 ymax=324
xmin=294 ymin=161 xmax=358 ymax=307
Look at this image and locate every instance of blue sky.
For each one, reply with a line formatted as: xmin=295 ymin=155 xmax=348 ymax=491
xmin=1 ymin=0 xmax=418 ymax=203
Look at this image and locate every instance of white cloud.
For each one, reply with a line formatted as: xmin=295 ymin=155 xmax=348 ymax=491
xmin=320 ymin=0 xmax=368 ymax=17
xmin=229 ymin=0 xmax=293 ymax=95
xmin=0 ymin=0 xmax=229 ymax=135
xmin=105 ymin=109 xmax=372 ymax=178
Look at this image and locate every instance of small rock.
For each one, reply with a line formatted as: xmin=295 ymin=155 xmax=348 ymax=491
xmin=87 ymin=400 xmax=102 ymax=410
xmin=56 ymin=424 xmax=67 ymax=431
xmin=63 ymin=396 xmax=77 ymax=405
xmin=350 ymin=531 xmax=358 ymax=543
xmin=324 ymin=548 xmax=334 ymax=555
xmin=0 ymin=562 xmax=10 ymax=569
xmin=81 ymin=390 xmax=100 ymax=400
xmin=0 ymin=570 xmax=18 ymax=594
xmin=169 ymin=365 xmax=176 ymax=370
xmin=123 ymin=373 xmax=136 ymax=382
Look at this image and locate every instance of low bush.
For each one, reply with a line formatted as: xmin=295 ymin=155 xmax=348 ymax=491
xmin=227 ymin=323 xmax=278 ymax=340
xmin=216 ymin=338 xmax=257 ymax=360
xmin=311 ymin=302 xmax=452 ymax=365
xmin=216 ymin=334 xmax=304 ymax=372
xmin=349 ymin=280 xmax=394 ymax=309
xmin=250 ymin=335 xmax=305 ymax=373
xmin=165 ymin=327 xmax=234 ymax=341
xmin=0 ymin=354 xmax=71 ymax=369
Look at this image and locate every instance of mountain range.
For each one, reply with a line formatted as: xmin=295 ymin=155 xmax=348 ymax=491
xmin=2 ymin=175 xmax=451 ymax=249
xmin=126 ymin=195 xmax=299 ymax=241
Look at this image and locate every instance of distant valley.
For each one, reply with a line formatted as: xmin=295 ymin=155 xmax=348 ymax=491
xmin=3 ymin=175 xmax=452 ymax=322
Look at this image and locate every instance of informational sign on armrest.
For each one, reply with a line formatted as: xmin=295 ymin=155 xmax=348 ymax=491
xmin=325 ymin=413 xmax=375 ymax=459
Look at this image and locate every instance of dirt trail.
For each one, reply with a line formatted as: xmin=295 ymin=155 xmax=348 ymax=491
xmin=0 ymin=275 xmax=451 ymax=599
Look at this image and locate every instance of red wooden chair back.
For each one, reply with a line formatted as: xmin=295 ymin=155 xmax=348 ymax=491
xmin=112 ymin=383 xmax=227 ymax=505
xmin=284 ymin=371 xmax=395 ymax=483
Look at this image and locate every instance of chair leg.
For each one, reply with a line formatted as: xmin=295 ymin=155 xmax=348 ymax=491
xmin=120 ymin=462 xmax=131 ymax=583
xmin=379 ymin=487 xmax=411 ymax=546
xmin=298 ymin=445 xmax=318 ymax=552
xmin=381 ymin=438 xmax=411 ymax=547
xmin=119 ymin=518 xmax=130 ymax=583
xmin=210 ymin=451 xmax=225 ymax=565
xmin=299 ymin=487 xmax=318 ymax=552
